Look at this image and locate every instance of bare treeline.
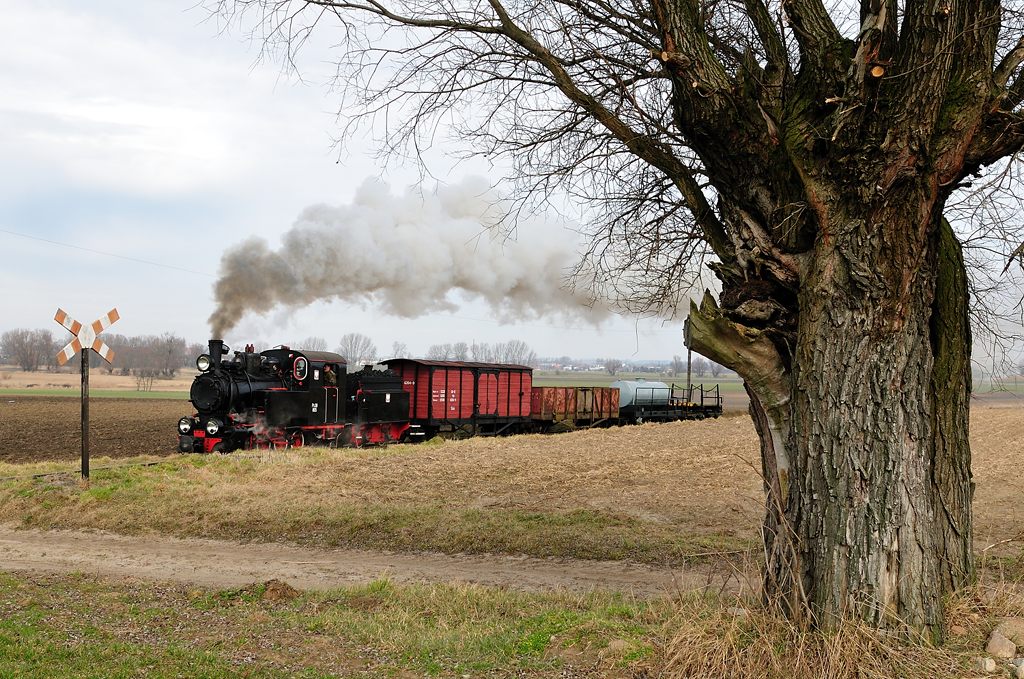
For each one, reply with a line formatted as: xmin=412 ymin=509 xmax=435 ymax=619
xmin=0 ymin=329 xmax=56 ymax=372
xmin=0 ymin=328 xmax=201 ymax=378
xmin=296 ymin=334 xmax=538 ymax=367
xmin=426 ymin=340 xmax=537 ymax=367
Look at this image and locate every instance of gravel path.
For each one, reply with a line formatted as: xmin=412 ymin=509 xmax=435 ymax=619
xmin=0 ymin=526 xmax=747 ymax=597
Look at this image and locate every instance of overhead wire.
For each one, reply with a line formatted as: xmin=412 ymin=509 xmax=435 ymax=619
xmin=0 ymin=227 xmax=216 ymax=278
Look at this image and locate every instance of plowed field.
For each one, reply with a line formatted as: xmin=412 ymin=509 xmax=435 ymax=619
xmin=0 ymin=397 xmax=186 ymax=462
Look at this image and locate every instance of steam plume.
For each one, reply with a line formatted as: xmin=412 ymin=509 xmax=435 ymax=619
xmin=209 ymin=177 xmax=606 ymax=337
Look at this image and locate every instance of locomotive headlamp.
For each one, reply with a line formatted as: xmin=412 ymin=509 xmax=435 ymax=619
xmin=177 ymin=417 xmax=192 ymax=434
xmin=196 ymin=354 xmax=212 ymax=372
xmin=206 ymin=419 xmax=221 ymax=436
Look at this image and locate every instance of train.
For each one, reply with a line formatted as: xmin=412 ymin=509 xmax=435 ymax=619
xmin=176 ymin=339 xmax=724 ymax=453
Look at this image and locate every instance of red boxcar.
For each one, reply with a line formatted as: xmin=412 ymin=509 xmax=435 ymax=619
xmin=530 ymin=386 xmax=620 ymax=429
xmin=382 ymin=359 xmax=533 ymax=437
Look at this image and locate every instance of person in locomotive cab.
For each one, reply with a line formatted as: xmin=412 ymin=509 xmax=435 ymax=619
xmin=323 ymin=364 xmax=337 ymax=386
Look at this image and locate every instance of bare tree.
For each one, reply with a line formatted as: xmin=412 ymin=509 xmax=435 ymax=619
xmin=602 ymin=358 xmax=623 ymax=376
xmin=692 ymin=357 xmax=708 ymax=378
xmin=299 ymin=336 xmax=328 ymax=352
xmin=451 ymin=341 xmax=469 ymax=361
xmin=709 ymin=361 xmax=724 ymax=378
xmin=497 ymin=339 xmax=537 ymax=366
xmin=390 ymin=341 xmax=409 ymax=358
xmin=470 ymin=342 xmax=495 ymax=363
xmin=207 ymin=0 xmax=1024 ymax=633
xmin=670 ymin=355 xmax=685 ymax=377
xmin=426 ymin=343 xmax=452 ymax=360
xmin=0 ymin=329 xmax=52 ymax=372
xmin=336 ymin=332 xmax=377 ymax=365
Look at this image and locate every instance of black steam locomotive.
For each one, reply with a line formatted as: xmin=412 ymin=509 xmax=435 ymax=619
xmin=177 ymin=339 xmax=410 ymax=453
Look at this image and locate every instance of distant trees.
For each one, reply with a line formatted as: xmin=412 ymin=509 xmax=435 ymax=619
xmin=602 ymin=358 xmax=623 ymax=376
xmin=427 ymin=340 xmax=537 ymax=366
xmin=0 ymin=328 xmax=193 ymax=385
xmin=299 ymin=336 xmax=328 ymax=352
xmin=336 ymin=333 xmax=377 ymax=365
xmin=425 ymin=342 xmax=471 ymax=361
xmin=670 ymin=355 xmax=686 ymax=377
xmin=390 ymin=341 xmax=409 ymax=359
xmin=426 ymin=343 xmax=454 ymax=360
xmin=469 ymin=342 xmax=494 ymax=362
xmin=498 ymin=340 xmax=536 ymax=366
xmin=0 ymin=329 xmax=53 ymax=372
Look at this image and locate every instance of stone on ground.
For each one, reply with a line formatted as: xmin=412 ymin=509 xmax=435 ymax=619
xmin=997 ymin=618 xmax=1024 ymax=646
xmin=971 ymin=656 xmax=996 ymax=673
xmin=986 ymin=629 xmax=1017 ymax=659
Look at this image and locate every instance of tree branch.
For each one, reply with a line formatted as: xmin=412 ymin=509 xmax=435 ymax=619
xmin=687 ymin=291 xmax=790 ymax=410
xmin=484 ymin=0 xmax=735 ymax=262
xmin=780 ymin=0 xmax=843 ymax=79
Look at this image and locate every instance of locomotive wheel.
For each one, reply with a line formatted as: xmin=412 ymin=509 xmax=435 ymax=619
xmin=334 ymin=430 xmax=352 ymax=448
xmin=211 ymin=442 xmax=226 ymax=454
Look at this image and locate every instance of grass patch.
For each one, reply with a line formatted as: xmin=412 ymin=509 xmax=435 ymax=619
xmin=0 ymin=455 xmax=752 ymax=566
xmin=4 ymin=569 xmax=1024 ymax=679
xmin=0 ymin=571 xmax=673 ymax=678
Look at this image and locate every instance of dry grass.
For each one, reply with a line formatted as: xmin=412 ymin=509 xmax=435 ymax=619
xmin=2 ymin=406 xmax=1024 ymax=566
xmin=1 ymin=415 xmax=767 ymax=565
xmin=665 ymin=582 xmax=1024 ymax=678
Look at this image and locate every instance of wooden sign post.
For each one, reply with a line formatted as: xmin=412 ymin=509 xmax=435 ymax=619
xmin=54 ymin=308 xmax=119 ymax=480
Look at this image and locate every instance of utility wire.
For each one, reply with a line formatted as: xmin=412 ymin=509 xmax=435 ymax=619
xmin=0 ymin=228 xmax=216 ymax=278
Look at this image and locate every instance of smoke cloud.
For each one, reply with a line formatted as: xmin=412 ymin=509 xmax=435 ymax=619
xmin=209 ymin=177 xmax=607 ymax=337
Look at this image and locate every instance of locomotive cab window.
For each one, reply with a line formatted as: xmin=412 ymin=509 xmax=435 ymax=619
xmin=293 ymin=356 xmax=309 ymax=381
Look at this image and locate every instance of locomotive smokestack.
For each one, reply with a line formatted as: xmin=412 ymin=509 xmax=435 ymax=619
xmin=209 ymin=339 xmax=225 ymax=369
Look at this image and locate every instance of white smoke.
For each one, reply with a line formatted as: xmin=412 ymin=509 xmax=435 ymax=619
xmin=209 ymin=177 xmax=608 ymax=337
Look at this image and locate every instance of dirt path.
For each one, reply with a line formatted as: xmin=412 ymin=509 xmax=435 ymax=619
xmin=0 ymin=526 xmax=744 ymax=598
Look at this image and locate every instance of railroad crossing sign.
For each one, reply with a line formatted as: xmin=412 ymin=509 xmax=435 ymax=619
xmin=54 ymin=307 xmax=120 ymax=480
xmin=54 ymin=308 xmax=119 ymax=366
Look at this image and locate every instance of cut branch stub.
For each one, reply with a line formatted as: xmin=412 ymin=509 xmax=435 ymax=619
xmin=687 ymin=291 xmax=790 ymax=411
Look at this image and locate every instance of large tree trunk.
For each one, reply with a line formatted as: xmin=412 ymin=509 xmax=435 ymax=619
xmin=691 ymin=210 xmax=973 ymax=637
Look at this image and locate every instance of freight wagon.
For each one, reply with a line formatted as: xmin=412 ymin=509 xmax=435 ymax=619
xmin=613 ymin=379 xmax=723 ymax=423
xmin=382 ymin=358 xmax=533 ymax=439
xmin=530 ymin=386 xmax=620 ymax=431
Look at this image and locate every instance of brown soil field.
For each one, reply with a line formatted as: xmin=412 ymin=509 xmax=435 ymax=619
xmin=0 ymin=397 xmax=186 ymax=462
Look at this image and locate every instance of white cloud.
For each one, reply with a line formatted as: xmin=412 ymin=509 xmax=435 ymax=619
xmin=0 ymin=1 xmax=693 ymax=360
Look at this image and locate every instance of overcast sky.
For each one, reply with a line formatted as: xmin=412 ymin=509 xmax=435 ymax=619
xmin=0 ymin=0 xmax=703 ymax=362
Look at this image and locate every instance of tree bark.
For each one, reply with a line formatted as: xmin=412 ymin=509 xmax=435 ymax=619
xmin=692 ymin=210 xmax=973 ymax=637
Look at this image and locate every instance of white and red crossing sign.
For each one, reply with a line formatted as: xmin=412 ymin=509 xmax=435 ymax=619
xmin=53 ymin=306 xmax=120 ymax=480
xmin=54 ymin=308 xmax=119 ymax=366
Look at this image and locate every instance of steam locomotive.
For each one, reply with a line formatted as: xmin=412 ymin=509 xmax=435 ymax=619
xmin=177 ymin=339 xmax=410 ymax=453
xmin=177 ymin=339 xmax=724 ymax=453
